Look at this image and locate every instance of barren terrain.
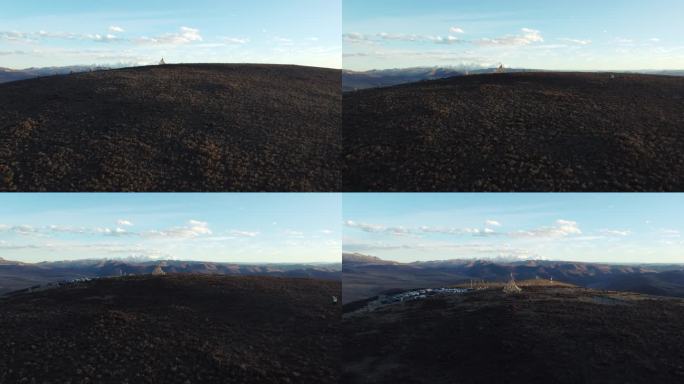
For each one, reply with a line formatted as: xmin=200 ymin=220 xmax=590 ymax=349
xmin=0 ymin=275 xmax=341 ymax=383
xmin=0 ymin=64 xmax=341 ymax=191
xmin=343 ymin=72 xmax=684 ymax=191
xmin=343 ymin=282 xmax=684 ymax=384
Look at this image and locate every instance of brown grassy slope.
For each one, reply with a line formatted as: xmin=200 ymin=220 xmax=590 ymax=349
xmin=343 ymin=72 xmax=684 ymax=191
xmin=0 ymin=275 xmax=341 ymax=383
xmin=0 ymin=64 xmax=341 ymax=191
xmin=343 ymin=285 xmax=684 ymax=384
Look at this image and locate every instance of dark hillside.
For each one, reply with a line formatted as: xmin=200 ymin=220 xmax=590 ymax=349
xmin=343 ymin=72 xmax=684 ymax=191
xmin=343 ymin=284 xmax=684 ymax=384
xmin=0 ymin=64 xmax=341 ymax=191
xmin=0 ymin=275 xmax=341 ymax=383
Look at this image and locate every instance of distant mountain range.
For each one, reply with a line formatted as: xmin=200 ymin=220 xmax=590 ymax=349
xmin=0 ymin=65 xmax=116 ymax=84
xmin=342 ymin=253 xmax=684 ymax=303
xmin=0 ymin=257 xmax=341 ymax=295
xmin=342 ymin=66 xmax=684 ymax=91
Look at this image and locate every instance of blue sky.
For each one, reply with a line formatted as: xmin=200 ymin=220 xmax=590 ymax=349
xmin=343 ymin=194 xmax=684 ymax=264
xmin=0 ymin=0 xmax=341 ymax=69
xmin=343 ymin=0 xmax=684 ymax=71
xmin=0 ymin=193 xmax=341 ymax=264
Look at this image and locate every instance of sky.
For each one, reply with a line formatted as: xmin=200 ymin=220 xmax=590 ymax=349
xmin=0 ymin=193 xmax=341 ymax=264
xmin=0 ymin=0 xmax=341 ymax=69
xmin=343 ymin=0 xmax=684 ymax=71
xmin=343 ymin=193 xmax=684 ymax=264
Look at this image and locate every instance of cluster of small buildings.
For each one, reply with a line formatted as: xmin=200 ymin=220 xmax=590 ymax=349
xmin=4 ymin=277 xmax=95 ymax=297
xmin=379 ymin=287 xmax=470 ymax=305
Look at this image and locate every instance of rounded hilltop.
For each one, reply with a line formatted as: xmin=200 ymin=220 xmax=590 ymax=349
xmin=0 ymin=63 xmax=341 ymax=192
xmin=0 ymin=274 xmax=341 ymax=383
xmin=343 ymin=283 xmax=684 ymax=384
xmin=343 ymin=71 xmax=684 ymax=192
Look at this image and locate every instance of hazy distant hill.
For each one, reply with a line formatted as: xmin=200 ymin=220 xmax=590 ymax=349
xmin=342 ymin=66 xmax=539 ymax=91
xmin=641 ymin=70 xmax=684 ymax=77
xmin=342 ymin=67 xmax=684 ymax=91
xmin=0 ymin=65 xmax=113 ymax=84
xmin=0 ymin=63 xmax=341 ymax=192
xmin=342 ymin=253 xmax=684 ymax=303
xmin=343 ymin=71 xmax=684 ymax=192
xmin=343 ymin=282 xmax=684 ymax=384
xmin=343 ymin=67 xmax=470 ymax=91
xmin=0 ymin=257 xmax=341 ymax=295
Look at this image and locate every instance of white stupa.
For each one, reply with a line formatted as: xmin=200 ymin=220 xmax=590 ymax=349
xmin=159 ymin=58 xmax=166 ymax=65
xmin=152 ymin=264 xmax=166 ymax=276
xmin=503 ymin=273 xmax=522 ymax=294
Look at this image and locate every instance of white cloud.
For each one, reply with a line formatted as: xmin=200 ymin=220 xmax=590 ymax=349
xmin=512 ymin=219 xmax=581 ymax=237
xmin=188 ymin=220 xmax=211 ymax=234
xmin=346 ymin=219 xmax=585 ymax=239
xmin=343 ymin=241 xmax=536 ymax=259
xmin=229 ymin=230 xmax=259 ymax=238
xmin=144 ymin=220 xmax=212 ymax=238
xmin=343 ymin=50 xmax=492 ymax=67
xmin=48 ymin=225 xmax=86 ymax=234
xmin=449 ymin=27 xmax=465 ymax=34
xmin=345 ymin=220 xmax=385 ymax=233
xmin=378 ymin=33 xmax=463 ymax=45
xmin=274 ymin=37 xmax=293 ymax=45
xmin=345 ymin=32 xmax=463 ymax=46
xmin=136 ymin=26 xmax=202 ymax=45
xmin=114 ymin=227 xmax=128 ymax=235
xmin=117 ymin=220 xmax=134 ymax=227
xmin=284 ymin=230 xmax=305 ymax=237
xmin=0 ymin=31 xmax=33 ymax=43
xmin=0 ymin=50 xmax=29 ymax=56
xmin=378 ymin=32 xmax=423 ymax=42
xmin=221 ymin=37 xmax=250 ymax=45
xmin=320 ymin=229 xmax=334 ymax=235
xmin=599 ymin=229 xmax=632 ymax=237
xmin=343 ymin=32 xmax=373 ymax=44
xmin=559 ymin=38 xmax=592 ymax=45
xmin=476 ymin=28 xmax=543 ymax=46
xmin=433 ymin=35 xmax=462 ymax=45
xmin=94 ymin=227 xmax=133 ymax=237
xmin=420 ymin=226 xmax=468 ymax=235
xmin=346 ymin=221 xmax=500 ymax=237
xmin=614 ymin=37 xmax=634 ymax=44
xmin=661 ymin=229 xmax=681 ymax=238
xmin=88 ymin=33 xmax=119 ymax=43
xmin=386 ymin=226 xmax=413 ymax=236
xmin=37 ymin=30 xmax=120 ymax=43
xmin=109 ymin=26 xmax=125 ymax=33
xmin=9 ymin=225 xmax=38 ymax=236
xmin=649 ymin=38 xmax=661 ymax=43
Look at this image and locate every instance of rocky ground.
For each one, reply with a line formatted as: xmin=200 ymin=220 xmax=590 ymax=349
xmin=0 ymin=274 xmax=341 ymax=383
xmin=343 ymin=72 xmax=684 ymax=191
xmin=343 ymin=282 xmax=684 ymax=384
xmin=0 ymin=64 xmax=341 ymax=192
